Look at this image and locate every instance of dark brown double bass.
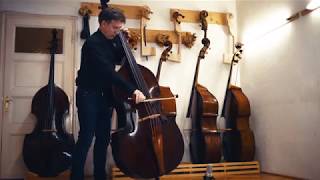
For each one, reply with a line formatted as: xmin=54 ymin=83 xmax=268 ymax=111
xmin=155 ymin=35 xmax=177 ymax=121
xmin=111 ymin=31 xmax=184 ymax=179
xmin=22 ymin=29 xmax=74 ymax=177
xmin=221 ymin=43 xmax=255 ymax=162
xmin=186 ymin=10 xmax=221 ymax=164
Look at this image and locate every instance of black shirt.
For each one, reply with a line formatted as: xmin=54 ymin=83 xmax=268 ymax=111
xmin=76 ymin=29 xmax=135 ymax=103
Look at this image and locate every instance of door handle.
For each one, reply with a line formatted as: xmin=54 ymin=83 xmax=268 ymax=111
xmin=3 ymin=96 xmax=12 ymax=112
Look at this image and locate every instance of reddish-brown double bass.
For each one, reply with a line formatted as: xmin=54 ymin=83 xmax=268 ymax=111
xmin=155 ymin=36 xmax=177 ymax=121
xmin=221 ymin=43 xmax=255 ymax=162
xmin=111 ymin=32 xmax=184 ymax=179
xmin=186 ymin=10 xmax=221 ymax=164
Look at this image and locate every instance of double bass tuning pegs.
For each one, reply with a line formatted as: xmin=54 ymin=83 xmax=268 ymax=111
xmin=234 ymin=42 xmax=244 ymax=61
xmin=235 ymin=42 xmax=244 ymax=50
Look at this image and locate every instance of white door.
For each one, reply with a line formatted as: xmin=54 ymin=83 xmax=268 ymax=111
xmin=0 ymin=12 xmax=75 ymax=178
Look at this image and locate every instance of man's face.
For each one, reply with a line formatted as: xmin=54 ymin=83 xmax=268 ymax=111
xmin=100 ymin=20 xmax=124 ymax=39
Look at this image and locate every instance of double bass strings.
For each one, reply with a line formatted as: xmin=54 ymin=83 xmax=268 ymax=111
xmin=118 ymin=32 xmax=162 ymax=136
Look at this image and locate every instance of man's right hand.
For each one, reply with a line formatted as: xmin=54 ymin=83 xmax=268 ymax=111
xmin=132 ymin=89 xmax=146 ymax=104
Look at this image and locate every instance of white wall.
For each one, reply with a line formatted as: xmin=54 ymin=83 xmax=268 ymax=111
xmin=0 ymin=0 xmax=237 ymax=177
xmin=237 ymin=0 xmax=320 ymax=179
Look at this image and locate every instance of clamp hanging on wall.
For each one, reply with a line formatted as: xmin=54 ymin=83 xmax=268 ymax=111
xmin=78 ymin=6 xmax=92 ymax=39
xmin=169 ymin=8 xmax=231 ymax=25
xmin=140 ymin=6 xmax=156 ymax=60
xmin=168 ymin=10 xmax=184 ymax=63
xmin=169 ymin=8 xmax=234 ymax=64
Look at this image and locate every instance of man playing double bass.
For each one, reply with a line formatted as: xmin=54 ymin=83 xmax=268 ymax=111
xmin=71 ymin=8 xmax=146 ymax=180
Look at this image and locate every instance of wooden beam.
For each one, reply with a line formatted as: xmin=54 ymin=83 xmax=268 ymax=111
xmin=170 ymin=9 xmax=230 ymax=25
xmin=80 ymin=2 xmax=145 ymax=19
xmin=79 ymin=3 xmax=196 ymax=45
xmin=80 ymin=3 xmax=231 ymax=26
xmin=128 ymin=28 xmax=190 ymax=45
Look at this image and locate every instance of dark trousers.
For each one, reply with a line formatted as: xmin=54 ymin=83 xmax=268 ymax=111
xmin=71 ymin=87 xmax=112 ymax=180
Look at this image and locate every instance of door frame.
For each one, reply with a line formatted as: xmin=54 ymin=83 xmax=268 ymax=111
xmin=0 ymin=11 xmax=77 ymax=178
xmin=0 ymin=12 xmax=5 ymax=176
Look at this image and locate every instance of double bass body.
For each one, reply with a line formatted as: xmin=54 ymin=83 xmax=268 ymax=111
xmin=159 ymin=86 xmax=176 ymax=121
xmin=23 ymin=87 xmax=74 ymax=176
xmin=223 ymin=86 xmax=255 ymax=162
xmin=189 ymin=84 xmax=221 ymax=163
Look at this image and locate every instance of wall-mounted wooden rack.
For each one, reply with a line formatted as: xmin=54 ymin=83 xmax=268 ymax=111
xmin=80 ymin=3 xmax=232 ymax=26
xmin=129 ymin=28 xmax=189 ymax=45
xmin=80 ymin=2 xmax=195 ymax=45
xmin=80 ymin=2 xmax=145 ymax=19
xmin=170 ymin=9 xmax=231 ymax=26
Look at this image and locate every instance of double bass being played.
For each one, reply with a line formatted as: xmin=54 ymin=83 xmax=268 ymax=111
xmin=72 ymin=3 xmax=184 ymax=180
xmin=111 ymin=22 xmax=184 ymax=180
xmin=71 ymin=7 xmax=146 ymax=180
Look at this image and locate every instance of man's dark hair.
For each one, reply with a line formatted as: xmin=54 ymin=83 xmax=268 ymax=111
xmin=98 ymin=8 xmax=126 ymax=24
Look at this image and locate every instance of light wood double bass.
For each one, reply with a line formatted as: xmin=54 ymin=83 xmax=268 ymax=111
xmin=186 ymin=10 xmax=221 ymax=164
xmin=221 ymin=43 xmax=255 ymax=162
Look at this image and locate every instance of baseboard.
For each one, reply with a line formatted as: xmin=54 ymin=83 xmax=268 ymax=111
xmin=262 ymin=171 xmax=306 ymax=180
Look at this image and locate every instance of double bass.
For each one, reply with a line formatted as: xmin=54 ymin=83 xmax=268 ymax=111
xmin=22 ymin=29 xmax=75 ymax=176
xmin=186 ymin=10 xmax=221 ymax=163
xmin=111 ymin=32 xmax=184 ymax=179
xmin=221 ymin=43 xmax=255 ymax=162
xmin=155 ymin=35 xmax=177 ymax=121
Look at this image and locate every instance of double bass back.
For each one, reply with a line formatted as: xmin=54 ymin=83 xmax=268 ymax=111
xmin=189 ymin=84 xmax=220 ymax=163
xmin=221 ymin=43 xmax=255 ymax=162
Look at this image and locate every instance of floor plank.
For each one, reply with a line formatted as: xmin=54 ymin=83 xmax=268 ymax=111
xmin=85 ymin=173 xmax=301 ymax=180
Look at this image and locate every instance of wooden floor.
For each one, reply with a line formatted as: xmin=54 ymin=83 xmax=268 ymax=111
xmin=86 ymin=173 xmax=300 ymax=180
xmin=107 ymin=161 xmax=303 ymax=180
xmin=18 ymin=172 xmax=301 ymax=180
xmin=212 ymin=173 xmax=299 ymax=179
